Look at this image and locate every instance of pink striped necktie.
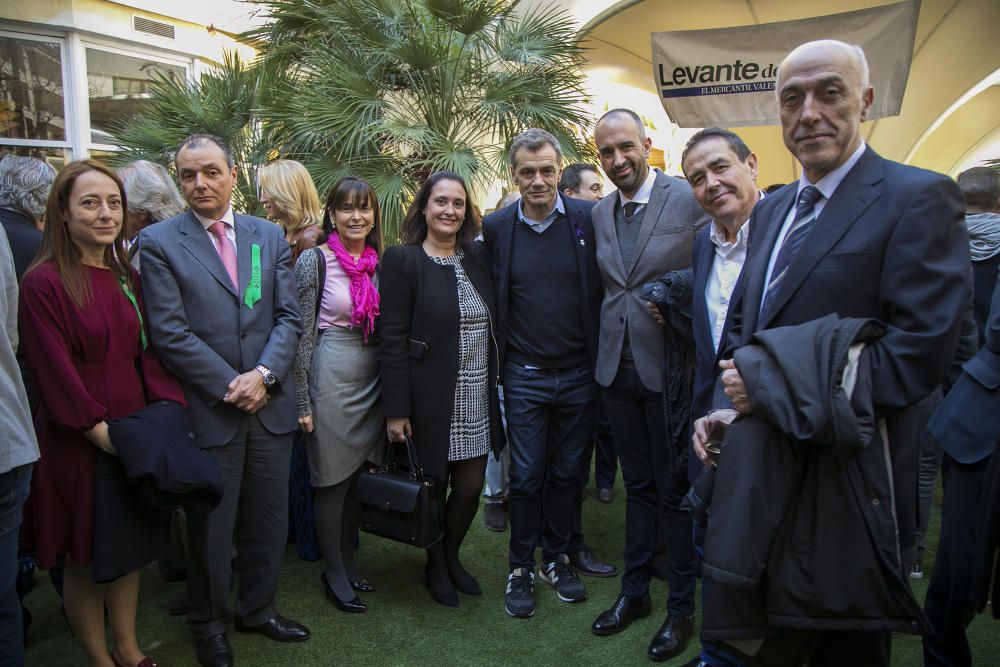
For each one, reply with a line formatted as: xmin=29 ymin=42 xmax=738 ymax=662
xmin=208 ymin=221 xmax=238 ymax=289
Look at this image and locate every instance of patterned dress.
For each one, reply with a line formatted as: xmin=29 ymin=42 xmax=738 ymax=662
xmin=430 ymin=251 xmax=491 ymax=461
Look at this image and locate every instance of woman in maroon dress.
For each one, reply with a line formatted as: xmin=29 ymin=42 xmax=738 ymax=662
xmin=19 ymin=160 xmax=185 ymax=667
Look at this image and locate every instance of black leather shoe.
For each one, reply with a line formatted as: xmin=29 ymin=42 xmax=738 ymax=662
xmin=351 ymin=579 xmax=375 ymax=593
xmin=195 ymin=634 xmax=233 ymax=667
xmin=235 ymin=614 xmax=310 ymax=642
xmin=570 ymin=548 xmax=618 ymax=578
xmin=647 ymin=613 xmax=695 ymax=662
xmin=679 ymin=657 xmax=707 ymax=667
xmin=321 ymin=573 xmax=367 ymax=613
xmin=591 ymin=593 xmax=651 ymax=636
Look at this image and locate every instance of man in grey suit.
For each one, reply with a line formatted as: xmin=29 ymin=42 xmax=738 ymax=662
xmin=0 ymin=225 xmax=39 ymax=667
xmin=140 ymin=134 xmax=306 ymax=667
xmin=589 ymin=108 xmax=710 ymax=662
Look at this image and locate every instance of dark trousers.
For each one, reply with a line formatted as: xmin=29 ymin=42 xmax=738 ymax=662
xmin=604 ymin=365 xmax=696 ymax=611
xmin=187 ymin=416 xmax=293 ymax=638
xmin=923 ymin=453 xmax=991 ymax=667
xmin=693 ymin=522 xmax=745 ymax=667
xmin=504 ymin=361 xmax=596 ymax=570
xmin=1 ymin=464 xmax=31 ymax=667
xmin=570 ymin=398 xmax=616 ymax=552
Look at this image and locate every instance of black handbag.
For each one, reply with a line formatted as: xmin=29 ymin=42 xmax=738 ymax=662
xmin=357 ymin=435 xmax=443 ymax=548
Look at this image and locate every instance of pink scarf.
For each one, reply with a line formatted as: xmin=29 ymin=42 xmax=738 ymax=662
xmin=327 ymin=233 xmax=379 ymax=342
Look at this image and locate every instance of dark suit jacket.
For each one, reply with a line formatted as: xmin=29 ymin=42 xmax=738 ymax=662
xmin=139 ymin=210 xmax=302 ymax=447
xmin=929 ymin=269 xmax=1000 ymax=463
xmin=0 ymin=207 xmax=42 ymax=281
xmin=717 ymin=147 xmax=969 ymax=622
xmin=689 ymin=225 xmax=750 ymax=482
xmin=482 ymin=197 xmax=602 ymax=371
xmin=379 ymin=242 xmax=504 ymax=480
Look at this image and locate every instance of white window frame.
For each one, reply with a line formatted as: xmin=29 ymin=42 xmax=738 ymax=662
xmin=78 ymin=38 xmax=193 ymax=154
xmin=0 ymin=27 xmax=76 ymax=157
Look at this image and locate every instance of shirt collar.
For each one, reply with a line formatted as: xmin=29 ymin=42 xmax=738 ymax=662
xmin=518 ymin=194 xmax=565 ymax=227
xmin=617 ymin=167 xmax=658 ymax=207
xmin=710 ymin=219 xmax=751 ymax=250
xmin=708 ymin=190 xmax=762 ymax=249
xmin=797 ymin=142 xmax=867 ymax=202
xmin=193 ymin=206 xmax=235 ymax=231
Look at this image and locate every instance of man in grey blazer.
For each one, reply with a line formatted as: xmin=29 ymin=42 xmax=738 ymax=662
xmin=0 ymin=225 xmax=39 ymax=667
xmin=140 ymin=134 xmax=305 ymax=667
xmin=589 ymin=109 xmax=710 ymax=662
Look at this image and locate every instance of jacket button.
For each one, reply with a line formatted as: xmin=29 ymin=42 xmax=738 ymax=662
xmin=619 ymin=317 xmax=625 ymax=323
xmin=871 ymin=498 xmax=880 ymax=506
xmin=626 ymin=288 xmax=632 ymax=294
xmin=240 ymin=332 xmax=247 ymax=340
xmin=188 ymin=432 xmax=196 ymax=439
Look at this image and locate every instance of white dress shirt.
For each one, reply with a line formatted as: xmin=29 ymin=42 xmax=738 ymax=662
xmin=762 ymin=142 xmax=868 ymax=294
xmin=194 ymin=207 xmax=237 ymax=257
xmin=706 ymin=219 xmax=751 ymax=352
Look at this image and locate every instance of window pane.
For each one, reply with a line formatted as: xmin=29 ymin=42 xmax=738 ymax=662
xmin=0 ymin=35 xmax=66 ymax=142
xmin=86 ymin=49 xmax=185 ymax=145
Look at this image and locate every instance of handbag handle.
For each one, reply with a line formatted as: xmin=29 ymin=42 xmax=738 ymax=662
xmin=386 ymin=434 xmax=425 ymax=479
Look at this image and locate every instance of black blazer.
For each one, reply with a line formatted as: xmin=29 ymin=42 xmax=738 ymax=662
xmin=379 ymin=242 xmax=505 ymax=481
xmin=0 ymin=207 xmax=42 ymax=281
xmin=929 ymin=269 xmax=1000 ymax=464
xmin=689 ymin=225 xmax=750 ymax=483
xmin=481 ymin=197 xmax=602 ymax=371
xmin=719 ymin=147 xmax=970 ymax=584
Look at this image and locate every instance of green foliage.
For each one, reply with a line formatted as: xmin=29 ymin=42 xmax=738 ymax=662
xmin=250 ymin=0 xmax=594 ymax=242
xmin=112 ymin=0 xmax=594 ymax=241
xmin=107 ymin=52 xmax=270 ymax=215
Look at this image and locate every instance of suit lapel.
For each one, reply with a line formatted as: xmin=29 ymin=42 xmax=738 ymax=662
xmin=744 ymin=187 xmax=795 ymax=334
xmin=629 ymin=172 xmax=671 ymax=278
xmin=235 ymin=215 xmax=263 ymax=304
xmin=758 ymin=149 xmax=883 ymax=330
xmin=595 ymin=196 xmax=626 ymax=279
xmin=693 ymin=232 xmax=712 ymax=343
xmin=177 ymin=211 xmax=238 ymax=296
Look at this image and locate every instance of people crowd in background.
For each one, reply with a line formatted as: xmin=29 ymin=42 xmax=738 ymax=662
xmin=2 ymin=36 xmax=999 ymax=667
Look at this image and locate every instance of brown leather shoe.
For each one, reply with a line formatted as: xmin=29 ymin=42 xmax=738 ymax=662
xmin=483 ymin=502 xmax=507 ymax=532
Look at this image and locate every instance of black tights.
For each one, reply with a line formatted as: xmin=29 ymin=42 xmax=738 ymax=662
xmin=426 ymin=455 xmax=487 ymax=594
xmin=314 ymin=466 xmax=363 ymax=600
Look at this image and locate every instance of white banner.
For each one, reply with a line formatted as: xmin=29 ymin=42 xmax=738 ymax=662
xmin=650 ymin=1 xmax=918 ymax=127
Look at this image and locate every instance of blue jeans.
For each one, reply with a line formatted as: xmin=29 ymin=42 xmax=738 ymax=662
xmin=1 ymin=464 xmax=32 ymax=667
xmin=693 ymin=522 xmax=746 ymax=667
xmin=503 ymin=361 xmax=596 ymax=570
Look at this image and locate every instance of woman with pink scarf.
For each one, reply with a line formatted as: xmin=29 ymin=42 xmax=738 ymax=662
xmin=292 ymin=177 xmax=382 ymax=613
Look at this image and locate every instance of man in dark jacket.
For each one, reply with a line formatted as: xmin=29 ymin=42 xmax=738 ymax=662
xmin=700 ymin=40 xmax=969 ymax=665
xmin=0 ymin=155 xmax=54 ymax=281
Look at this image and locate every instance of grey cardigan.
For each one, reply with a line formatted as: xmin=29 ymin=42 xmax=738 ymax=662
xmin=0 ymin=226 xmax=39 ymax=474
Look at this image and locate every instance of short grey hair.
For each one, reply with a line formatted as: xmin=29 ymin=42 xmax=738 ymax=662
xmin=118 ymin=160 xmax=186 ymax=222
xmin=0 ymin=155 xmax=57 ymax=220
xmin=509 ymin=128 xmax=562 ymax=169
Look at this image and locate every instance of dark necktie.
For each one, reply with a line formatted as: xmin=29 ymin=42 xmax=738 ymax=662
xmin=759 ymin=185 xmax=823 ymax=322
xmin=623 ymin=202 xmax=641 ymax=218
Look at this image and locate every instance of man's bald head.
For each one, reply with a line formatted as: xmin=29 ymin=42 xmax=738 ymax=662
xmin=776 ymin=40 xmax=874 ymax=183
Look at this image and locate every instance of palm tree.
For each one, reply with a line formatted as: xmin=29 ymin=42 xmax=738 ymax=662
xmin=108 ymin=52 xmax=270 ymax=215
xmin=249 ymin=0 xmax=594 ymax=240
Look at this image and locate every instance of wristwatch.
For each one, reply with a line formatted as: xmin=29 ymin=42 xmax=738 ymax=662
xmin=255 ymin=364 xmax=277 ymax=388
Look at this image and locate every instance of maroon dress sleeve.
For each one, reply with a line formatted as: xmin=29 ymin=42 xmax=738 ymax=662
xmin=18 ymin=268 xmax=107 ymax=431
xmin=133 ymin=271 xmax=187 ymax=406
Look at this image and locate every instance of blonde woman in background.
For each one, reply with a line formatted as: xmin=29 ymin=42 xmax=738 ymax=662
xmin=258 ymin=159 xmax=323 ymax=263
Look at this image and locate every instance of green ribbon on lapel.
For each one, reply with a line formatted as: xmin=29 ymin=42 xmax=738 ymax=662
xmin=244 ymin=243 xmax=262 ymax=309
xmin=118 ymin=276 xmax=148 ymax=351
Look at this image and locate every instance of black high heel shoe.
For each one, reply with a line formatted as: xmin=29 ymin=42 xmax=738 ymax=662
xmin=351 ymin=579 xmax=375 ymax=593
xmin=425 ymin=563 xmax=459 ymax=608
xmin=321 ymin=572 xmax=367 ymax=613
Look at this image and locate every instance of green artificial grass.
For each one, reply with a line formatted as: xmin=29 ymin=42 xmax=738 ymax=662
xmin=22 ymin=473 xmax=998 ymax=666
